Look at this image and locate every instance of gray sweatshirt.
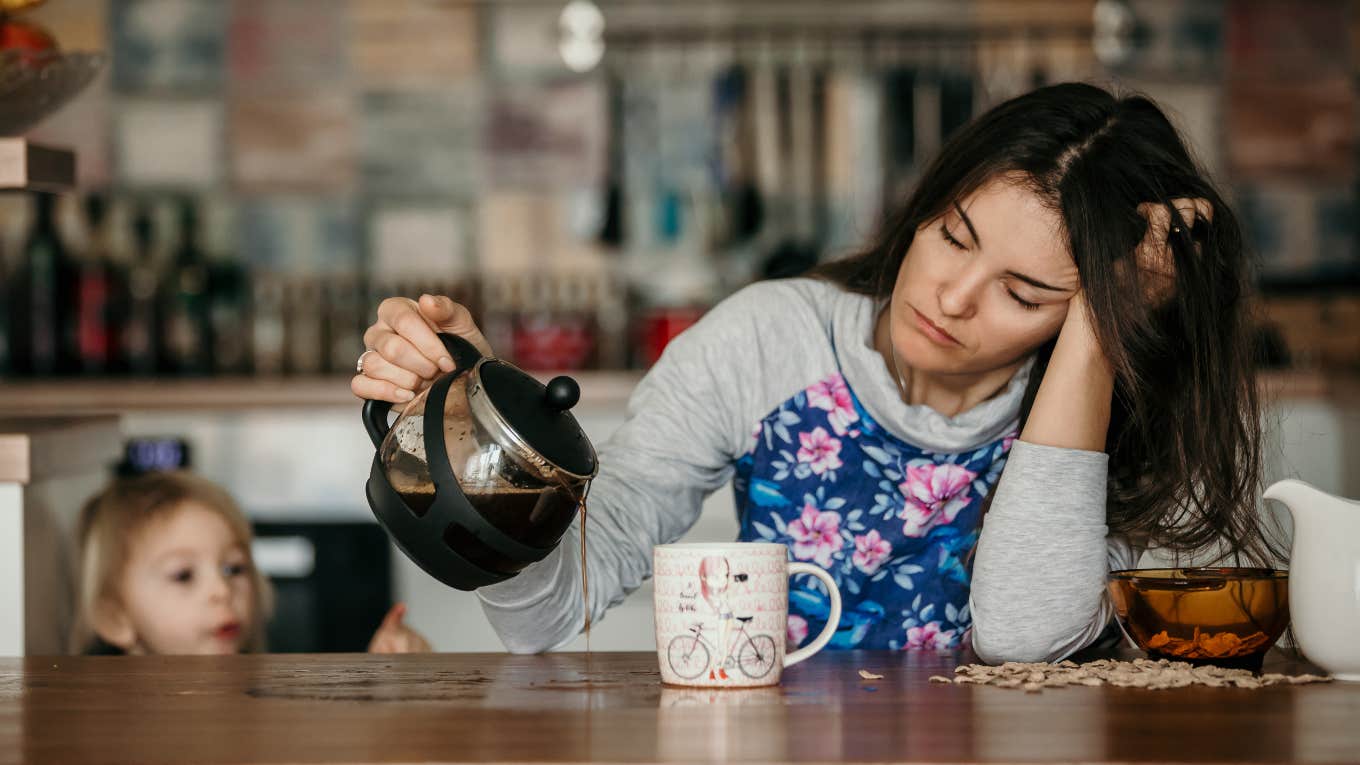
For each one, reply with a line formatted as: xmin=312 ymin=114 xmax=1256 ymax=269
xmin=478 ymin=278 xmax=1138 ymax=662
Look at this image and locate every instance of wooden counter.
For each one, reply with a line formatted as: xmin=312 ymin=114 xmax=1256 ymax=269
xmin=2 ymin=649 xmax=1356 ymax=765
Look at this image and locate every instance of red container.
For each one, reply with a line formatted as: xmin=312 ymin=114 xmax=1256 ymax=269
xmin=638 ymin=306 xmax=706 ymax=367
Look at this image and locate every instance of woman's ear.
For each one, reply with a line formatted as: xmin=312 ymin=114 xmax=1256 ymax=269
xmin=90 ymin=598 xmax=137 ymax=652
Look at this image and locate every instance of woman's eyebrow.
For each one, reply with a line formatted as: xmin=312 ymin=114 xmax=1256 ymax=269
xmin=1005 ymin=270 xmax=1071 ymax=292
xmin=953 ymin=201 xmax=981 ymax=246
xmin=952 ymin=199 xmax=1072 ymax=293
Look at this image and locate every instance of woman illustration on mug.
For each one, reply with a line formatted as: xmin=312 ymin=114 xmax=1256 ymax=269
xmin=354 ymin=83 xmax=1286 ymax=662
xmin=699 ymin=556 xmax=734 ymax=680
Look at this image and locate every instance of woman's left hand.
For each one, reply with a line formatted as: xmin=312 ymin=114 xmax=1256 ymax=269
xmin=1134 ymin=197 xmax=1213 ymax=305
xmin=367 ymin=603 xmax=432 ymax=654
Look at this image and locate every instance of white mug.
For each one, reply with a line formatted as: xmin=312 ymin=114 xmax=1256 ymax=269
xmin=653 ymin=542 xmax=842 ymax=688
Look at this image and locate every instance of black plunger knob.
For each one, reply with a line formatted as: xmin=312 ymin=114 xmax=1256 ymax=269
xmin=545 ymin=376 xmax=580 ymax=411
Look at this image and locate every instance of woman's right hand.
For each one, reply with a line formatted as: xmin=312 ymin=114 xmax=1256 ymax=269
xmin=350 ymin=294 xmax=493 ymax=404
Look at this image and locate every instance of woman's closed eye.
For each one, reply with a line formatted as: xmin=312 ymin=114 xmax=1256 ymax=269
xmin=1006 ymin=288 xmax=1041 ymax=311
xmin=940 ymin=222 xmax=967 ymax=251
xmin=941 ymin=220 xmax=1048 ymax=310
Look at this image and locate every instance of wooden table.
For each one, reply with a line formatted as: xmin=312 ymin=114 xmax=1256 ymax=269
xmin=1 ymin=649 xmax=1356 ymax=764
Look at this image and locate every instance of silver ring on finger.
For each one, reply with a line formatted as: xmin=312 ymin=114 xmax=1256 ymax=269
xmin=356 ymin=349 xmax=377 ymax=374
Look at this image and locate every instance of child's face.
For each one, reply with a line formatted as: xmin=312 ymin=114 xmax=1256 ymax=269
xmin=110 ymin=503 xmax=257 ymax=655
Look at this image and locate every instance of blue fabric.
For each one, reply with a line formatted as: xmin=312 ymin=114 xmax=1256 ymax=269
xmin=733 ymin=369 xmax=1015 ymax=651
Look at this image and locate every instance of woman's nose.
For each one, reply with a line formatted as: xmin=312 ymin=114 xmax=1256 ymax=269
xmin=936 ymin=269 xmax=982 ymax=319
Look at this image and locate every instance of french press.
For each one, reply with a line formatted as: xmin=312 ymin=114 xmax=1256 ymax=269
xmin=362 ymin=334 xmax=597 ymax=591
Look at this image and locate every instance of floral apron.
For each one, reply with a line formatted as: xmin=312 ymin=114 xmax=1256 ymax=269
xmin=733 ymin=365 xmax=1016 ymax=651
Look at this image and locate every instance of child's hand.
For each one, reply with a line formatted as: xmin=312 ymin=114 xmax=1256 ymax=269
xmin=367 ymin=603 xmax=432 ymax=654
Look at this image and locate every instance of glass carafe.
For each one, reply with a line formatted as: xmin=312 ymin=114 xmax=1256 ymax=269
xmin=362 ymin=333 xmax=596 ymax=590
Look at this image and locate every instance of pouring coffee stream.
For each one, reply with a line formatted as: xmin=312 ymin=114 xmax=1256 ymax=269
xmin=361 ymin=333 xmax=598 ymax=625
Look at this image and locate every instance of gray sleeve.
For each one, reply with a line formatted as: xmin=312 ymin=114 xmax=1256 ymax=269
xmin=967 ymin=440 xmax=1138 ymax=664
xmin=476 ymin=295 xmax=764 ymax=653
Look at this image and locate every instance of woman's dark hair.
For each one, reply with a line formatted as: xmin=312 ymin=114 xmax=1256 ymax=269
xmin=816 ymin=82 xmax=1284 ymax=566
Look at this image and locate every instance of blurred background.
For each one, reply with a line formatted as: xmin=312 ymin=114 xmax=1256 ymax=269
xmin=1 ymin=0 xmax=1357 ymax=653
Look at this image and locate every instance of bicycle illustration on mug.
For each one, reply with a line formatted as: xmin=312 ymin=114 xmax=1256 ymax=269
xmin=666 ymin=616 xmax=778 ymax=681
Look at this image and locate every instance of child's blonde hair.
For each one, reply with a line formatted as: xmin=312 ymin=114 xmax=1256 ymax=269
xmin=70 ymin=471 xmax=274 ymax=654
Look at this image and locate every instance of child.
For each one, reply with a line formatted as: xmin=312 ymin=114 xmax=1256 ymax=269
xmin=72 ymin=470 xmax=429 ymax=655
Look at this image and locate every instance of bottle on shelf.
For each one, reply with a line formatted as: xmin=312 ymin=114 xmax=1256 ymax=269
xmin=8 ymin=192 xmax=78 ymax=376
xmin=325 ymin=276 xmax=364 ymax=375
xmin=479 ymin=275 xmax=519 ymax=363
xmin=159 ymin=197 xmax=212 ymax=376
xmin=284 ymin=278 xmax=325 ymax=376
xmin=123 ymin=202 xmax=162 ymax=377
xmin=73 ymin=193 xmax=126 ymax=376
xmin=0 ymin=239 xmax=10 ymax=376
xmin=251 ymin=273 xmax=286 ymax=377
xmin=207 ymin=245 xmax=252 ymax=376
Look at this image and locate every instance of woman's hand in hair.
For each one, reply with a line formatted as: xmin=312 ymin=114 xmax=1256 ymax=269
xmin=1134 ymin=198 xmax=1213 ymax=305
xmin=350 ymin=294 xmax=493 ymax=404
xmin=368 ymin=603 xmax=433 ymax=654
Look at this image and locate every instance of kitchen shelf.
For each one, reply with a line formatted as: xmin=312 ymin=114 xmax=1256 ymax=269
xmin=0 ymin=369 xmax=1352 ymax=418
xmin=0 ymin=371 xmax=646 ymax=417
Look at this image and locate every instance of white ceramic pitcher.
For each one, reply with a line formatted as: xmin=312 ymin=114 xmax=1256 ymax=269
xmin=1262 ymin=479 xmax=1360 ymax=681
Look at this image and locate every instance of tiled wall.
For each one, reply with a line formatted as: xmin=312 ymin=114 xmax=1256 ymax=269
xmin=14 ymin=0 xmax=1360 ymax=345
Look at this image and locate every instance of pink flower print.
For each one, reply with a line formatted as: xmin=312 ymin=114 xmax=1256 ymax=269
xmin=806 ymin=374 xmax=860 ymax=435
xmin=898 ymin=462 xmax=976 ymax=537
xmin=787 ymin=503 xmax=843 ymax=567
xmin=796 ymin=427 xmax=843 ymax=475
xmin=852 ymin=530 xmax=892 ymax=575
xmin=1002 ymin=431 xmax=1018 ymax=452
xmin=787 ymin=615 xmax=809 ymax=649
xmin=905 ymin=621 xmax=957 ymax=651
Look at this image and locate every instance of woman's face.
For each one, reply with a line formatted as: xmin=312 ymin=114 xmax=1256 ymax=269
xmin=890 ymin=176 xmax=1079 ymax=378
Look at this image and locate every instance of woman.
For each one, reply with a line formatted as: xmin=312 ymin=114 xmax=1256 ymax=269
xmin=351 ymin=83 xmax=1283 ymax=662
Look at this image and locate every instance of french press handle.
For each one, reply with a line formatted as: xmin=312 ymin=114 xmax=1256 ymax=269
xmin=361 ymin=333 xmax=485 ymax=448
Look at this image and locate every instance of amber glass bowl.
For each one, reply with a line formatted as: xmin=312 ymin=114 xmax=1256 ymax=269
xmin=1107 ymin=567 xmax=1289 ymax=669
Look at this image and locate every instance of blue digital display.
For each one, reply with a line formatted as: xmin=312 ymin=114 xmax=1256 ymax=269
xmin=121 ymin=438 xmax=190 ymax=474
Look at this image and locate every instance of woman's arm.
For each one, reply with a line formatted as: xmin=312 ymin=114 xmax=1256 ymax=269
xmin=476 ymin=356 xmax=738 ymax=652
xmin=1018 ymin=293 xmax=1114 ymax=451
xmin=968 ymin=195 xmax=1202 ymax=662
xmin=968 ymin=294 xmax=1126 ymax=663
xmin=351 ymin=294 xmax=750 ymax=654
xmin=477 ymin=297 xmax=770 ymax=653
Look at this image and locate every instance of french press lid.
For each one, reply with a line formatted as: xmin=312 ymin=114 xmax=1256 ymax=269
xmin=470 ymin=356 xmax=598 ymax=482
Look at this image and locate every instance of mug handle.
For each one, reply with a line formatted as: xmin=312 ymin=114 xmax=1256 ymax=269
xmin=784 ymin=562 xmax=842 ymax=668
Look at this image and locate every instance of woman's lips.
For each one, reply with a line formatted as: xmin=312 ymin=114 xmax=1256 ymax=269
xmin=911 ymin=308 xmax=962 ymax=347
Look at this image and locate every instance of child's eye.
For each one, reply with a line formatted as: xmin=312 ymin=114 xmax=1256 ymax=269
xmin=223 ymin=562 xmax=247 ymax=578
xmin=1007 ymin=289 xmax=1041 ymax=311
xmin=171 ymin=569 xmax=193 ymax=584
xmin=940 ymin=223 xmax=967 ymax=251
